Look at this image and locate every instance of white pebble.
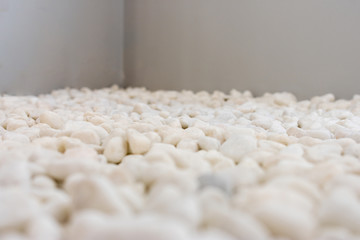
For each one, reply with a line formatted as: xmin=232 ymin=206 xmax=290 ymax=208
xmin=71 ymin=129 xmax=100 ymax=145
xmin=147 ymin=185 xmax=200 ymax=226
xmin=128 ymin=129 xmax=152 ymax=154
xmin=204 ymin=150 xmax=235 ymax=170
xmin=306 ymin=129 xmax=332 ymax=140
xmin=3 ymin=132 xmax=30 ymax=143
xmin=305 ymin=143 xmax=343 ymax=162
xmin=177 ymin=139 xmax=199 ymax=152
xmin=103 ymin=136 xmax=128 ymax=164
xmin=6 ymin=119 xmax=28 ymax=131
xmin=46 ymin=148 xmax=99 ymax=180
xmin=65 ymin=174 xmax=130 ymax=214
xmin=220 ymin=135 xmax=257 ymax=163
xmin=39 ymin=111 xmax=64 ymax=129
xmin=198 ymin=136 xmax=220 ymax=151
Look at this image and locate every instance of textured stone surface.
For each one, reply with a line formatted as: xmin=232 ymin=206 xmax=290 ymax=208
xmin=1 ymin=86 xmax=360 ymax=239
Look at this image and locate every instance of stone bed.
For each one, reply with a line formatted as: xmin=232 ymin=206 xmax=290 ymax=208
xmin=1 ymin=86 xmax=360 ymax=240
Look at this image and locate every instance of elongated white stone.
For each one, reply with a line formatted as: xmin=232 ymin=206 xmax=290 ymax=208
xmin=103 ymin=136 xmax=127 ymax=164
xmin=39 ymin=111 xmax=64 ymax=129
xmin=128 ymin=129 xmax=151 ymax=154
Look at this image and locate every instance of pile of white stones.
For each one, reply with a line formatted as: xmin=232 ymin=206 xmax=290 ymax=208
xmin=1 ymin=86 xmax=360 ymax=240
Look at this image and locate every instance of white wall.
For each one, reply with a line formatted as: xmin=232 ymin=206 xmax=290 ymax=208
xmin=0 ymin=0 xmax=124 ymax=95
xmin=125 ymin=0 xmax=360 ymax=99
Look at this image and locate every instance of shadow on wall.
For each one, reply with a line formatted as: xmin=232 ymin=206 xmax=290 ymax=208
xmin=125 ymin=0 xmax=360 ymax=100
xmin=0 ymin=0 xmax=124 ymax=95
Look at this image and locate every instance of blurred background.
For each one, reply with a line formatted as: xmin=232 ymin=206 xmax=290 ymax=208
xmin=0 ymin=0 xmax=124 ymax=95
xmin=1 ymin=0 xmax=360 ymax=99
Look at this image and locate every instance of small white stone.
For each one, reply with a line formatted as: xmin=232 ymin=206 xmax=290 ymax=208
xmin=306 ymin=129 xmax=332 ymax=140
xmin=213 ymin=110 xmax=236 ymax=123
xmin=102 ymin=128 xmax=126 ymax=146
xmin=223 ymin=127 xmax=255 ymax=140
xmin=198 ymin=136 xmax=220 ymax=151
xmin=157 ymin=126 xmax=183 ymax=145
xmin=132 ymin=103 xmax=152 ymax=114
xmin=280 ymin=144 xmax=304 ymax=157
xmin=6 ymin=119 xmax=28 ymax=131
xmin=230 ymin=160 xmax=264 ymax=186
xmin=305 ymin=143 xmax=343 ymax=162
xmin=91 ymin=125 xmax=109 ymax=141
xmin=179 ymin=116 xmax=194 ymax=129
xmin=258 ymin=140 xmax=285 ymax=153
xmin=46 ymin=148 xmax=100 ymax=180
xmin=147 ymin=185 xmax=201 ymax=226
xmin=128 ymin=129 xmax=152 ymax=155
xmin=39 ymin=111 xmax=64 ymax=129
xmin=183 ymin=127 xmax=205 ymax=140
xmin=204 ymin=150 xmax=235 ymax=168
xmin=177 ymin=139 xmax=199 ymax=152
xmin=56 ymin=137 xmax=84 ymax=153
xmin=273 ymin=92 xmax=297 ymax=106
xmin=71 ymin=129 xmax=100 ymax=145
xmin=204 ymin=126 xmax=225 ymax=143
xmin=84 ymin=113 xmax=106 ymax=125
xmin=268 ymin=134 xmax=297 ymax=145
xmin=2 ymin=132 xmax=29 ymax=143
xmin=103 ymin=136 xmax=127 ymax=164
xmin=65 ymin=174 xmax=130 ymax=214
xmin=252 ymin=119 xmax=273 ymax=130
xmin=143 ymin=131 xmax=162 ymax=144
xmin=130 ymin=122 xmax=155 ymax=132
xmin=298 ymin=136 xmax=322 ymax=146
xmin=36 ymin=123 xmax=59 ymax=137
xmin=165 ymin=118 xmax=182 ymax=128
xmin=220 ymin=135 xmax=257 ymax=163
xmin=144 ymin=143 xmax=177 ymax=166
xmin=287 ymin=127 xmax=306 ymax=138
xmin=268 ymin=120 xmax=286 ymax=134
